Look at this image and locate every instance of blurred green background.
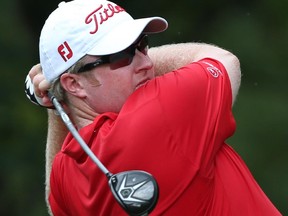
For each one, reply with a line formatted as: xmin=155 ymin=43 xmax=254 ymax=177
xmin=0 ymin=0 xmax=287 ymax=215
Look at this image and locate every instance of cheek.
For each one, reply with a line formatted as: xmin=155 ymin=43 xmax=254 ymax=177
xmin=96 ymin=68 xmax=135 ymax=97
xmin=112 ymin=77 xmax=134 ymax=101
xmin=95 ymin=80 xmax=133 ymax=113
xmin=104 ymin=72 xmax=134 ymax=94
xmin=99 ymin=73 xmax=134 ymax=103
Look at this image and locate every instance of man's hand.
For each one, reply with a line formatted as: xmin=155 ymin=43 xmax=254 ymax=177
xmin=25 ymin=64 xmax=53 ymax=108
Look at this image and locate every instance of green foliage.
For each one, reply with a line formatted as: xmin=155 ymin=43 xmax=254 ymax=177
xmin=1 ymin=0 xmax=286 ymax=215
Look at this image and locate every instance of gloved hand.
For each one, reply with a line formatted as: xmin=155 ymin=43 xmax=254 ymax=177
xmin=24 ymin=64 xmax=54 ymax=108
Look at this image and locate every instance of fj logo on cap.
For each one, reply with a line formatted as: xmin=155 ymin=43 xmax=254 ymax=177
xmin=58 ymin=41 xmax=73 ymax=62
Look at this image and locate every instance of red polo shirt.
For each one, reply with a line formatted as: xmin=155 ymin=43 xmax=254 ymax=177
xmin=49 ymin=58 xmax=281 ymax=215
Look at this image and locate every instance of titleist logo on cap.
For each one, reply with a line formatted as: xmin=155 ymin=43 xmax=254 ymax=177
xmin=86 ymin=3 xmax=125 ymax=34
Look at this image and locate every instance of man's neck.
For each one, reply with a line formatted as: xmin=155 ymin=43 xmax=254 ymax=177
xmin=69 ymin=101 xmax=99 ymax=130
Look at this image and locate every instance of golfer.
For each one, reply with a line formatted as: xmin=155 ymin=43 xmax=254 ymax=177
xmin=25 ymin=0 xmax=282 ymax=215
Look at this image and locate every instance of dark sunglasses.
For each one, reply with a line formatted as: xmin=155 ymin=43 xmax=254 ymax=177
xmin=78 ymin=34 xmax=149 ymax=73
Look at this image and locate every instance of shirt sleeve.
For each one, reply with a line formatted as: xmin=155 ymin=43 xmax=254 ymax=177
xmin=49 ymin=155 xmax=68 ymax=216
xmin=153 ymin=58 xmax=236 ymax=176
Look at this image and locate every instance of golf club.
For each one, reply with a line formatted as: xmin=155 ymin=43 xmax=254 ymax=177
xmin=48 ymin=92 xmax=159 ymax=216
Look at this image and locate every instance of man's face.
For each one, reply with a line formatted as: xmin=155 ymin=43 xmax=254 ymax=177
xmin=80 ymin=49 xmax=155 ymax=114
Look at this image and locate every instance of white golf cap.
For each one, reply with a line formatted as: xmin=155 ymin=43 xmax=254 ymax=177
xmin=39 ymin=0 xmax=168 ymax=83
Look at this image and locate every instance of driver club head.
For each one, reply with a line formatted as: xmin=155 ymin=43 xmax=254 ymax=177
xmin=108 ymin=170 xmax=159 ymax=216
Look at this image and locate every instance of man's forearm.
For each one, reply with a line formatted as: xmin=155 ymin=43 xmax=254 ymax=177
xmin=149 ymin=43 xmax=241 ymax=104
xmin=45 ymin=109 xmax=68 ymax=213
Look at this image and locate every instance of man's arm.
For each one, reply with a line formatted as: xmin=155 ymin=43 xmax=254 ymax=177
xmin=45 ymin=110 xmax=68 ymax=214
xmin=27 ymin=65 xmax=68 ymax=214
xmin=149 ymin=43 xmax=241 ymax=104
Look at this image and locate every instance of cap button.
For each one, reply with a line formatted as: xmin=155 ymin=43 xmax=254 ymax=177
xmin=58 ymin=1 xmax=66 ymax=8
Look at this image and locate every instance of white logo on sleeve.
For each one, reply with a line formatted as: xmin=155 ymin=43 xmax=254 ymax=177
xmin=203 ymin=61 xmax=222 ymax=78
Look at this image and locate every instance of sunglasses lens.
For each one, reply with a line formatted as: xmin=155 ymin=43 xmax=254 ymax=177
xmin=109 ymin=49 xmax=134 ymax=70
xmin=108 ymin=35 xmax=149 ymax=70
xmin=137 ymin=35 xmax=148 ymax=55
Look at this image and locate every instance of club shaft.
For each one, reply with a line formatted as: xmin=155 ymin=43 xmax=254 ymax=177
xmin=49 ymin=93 xmax=111 ymax=176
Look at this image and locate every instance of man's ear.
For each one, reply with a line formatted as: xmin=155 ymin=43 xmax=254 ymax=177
xmin=60 ymin=73 xmax=86 ymax=98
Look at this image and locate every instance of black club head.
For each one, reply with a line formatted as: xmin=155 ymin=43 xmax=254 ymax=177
xmin=108 ymin=170 xmax=159 ymax=216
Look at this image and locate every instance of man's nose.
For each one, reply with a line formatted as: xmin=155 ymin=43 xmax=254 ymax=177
xmin=133 ymin=49 xmax=154 ymax=72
